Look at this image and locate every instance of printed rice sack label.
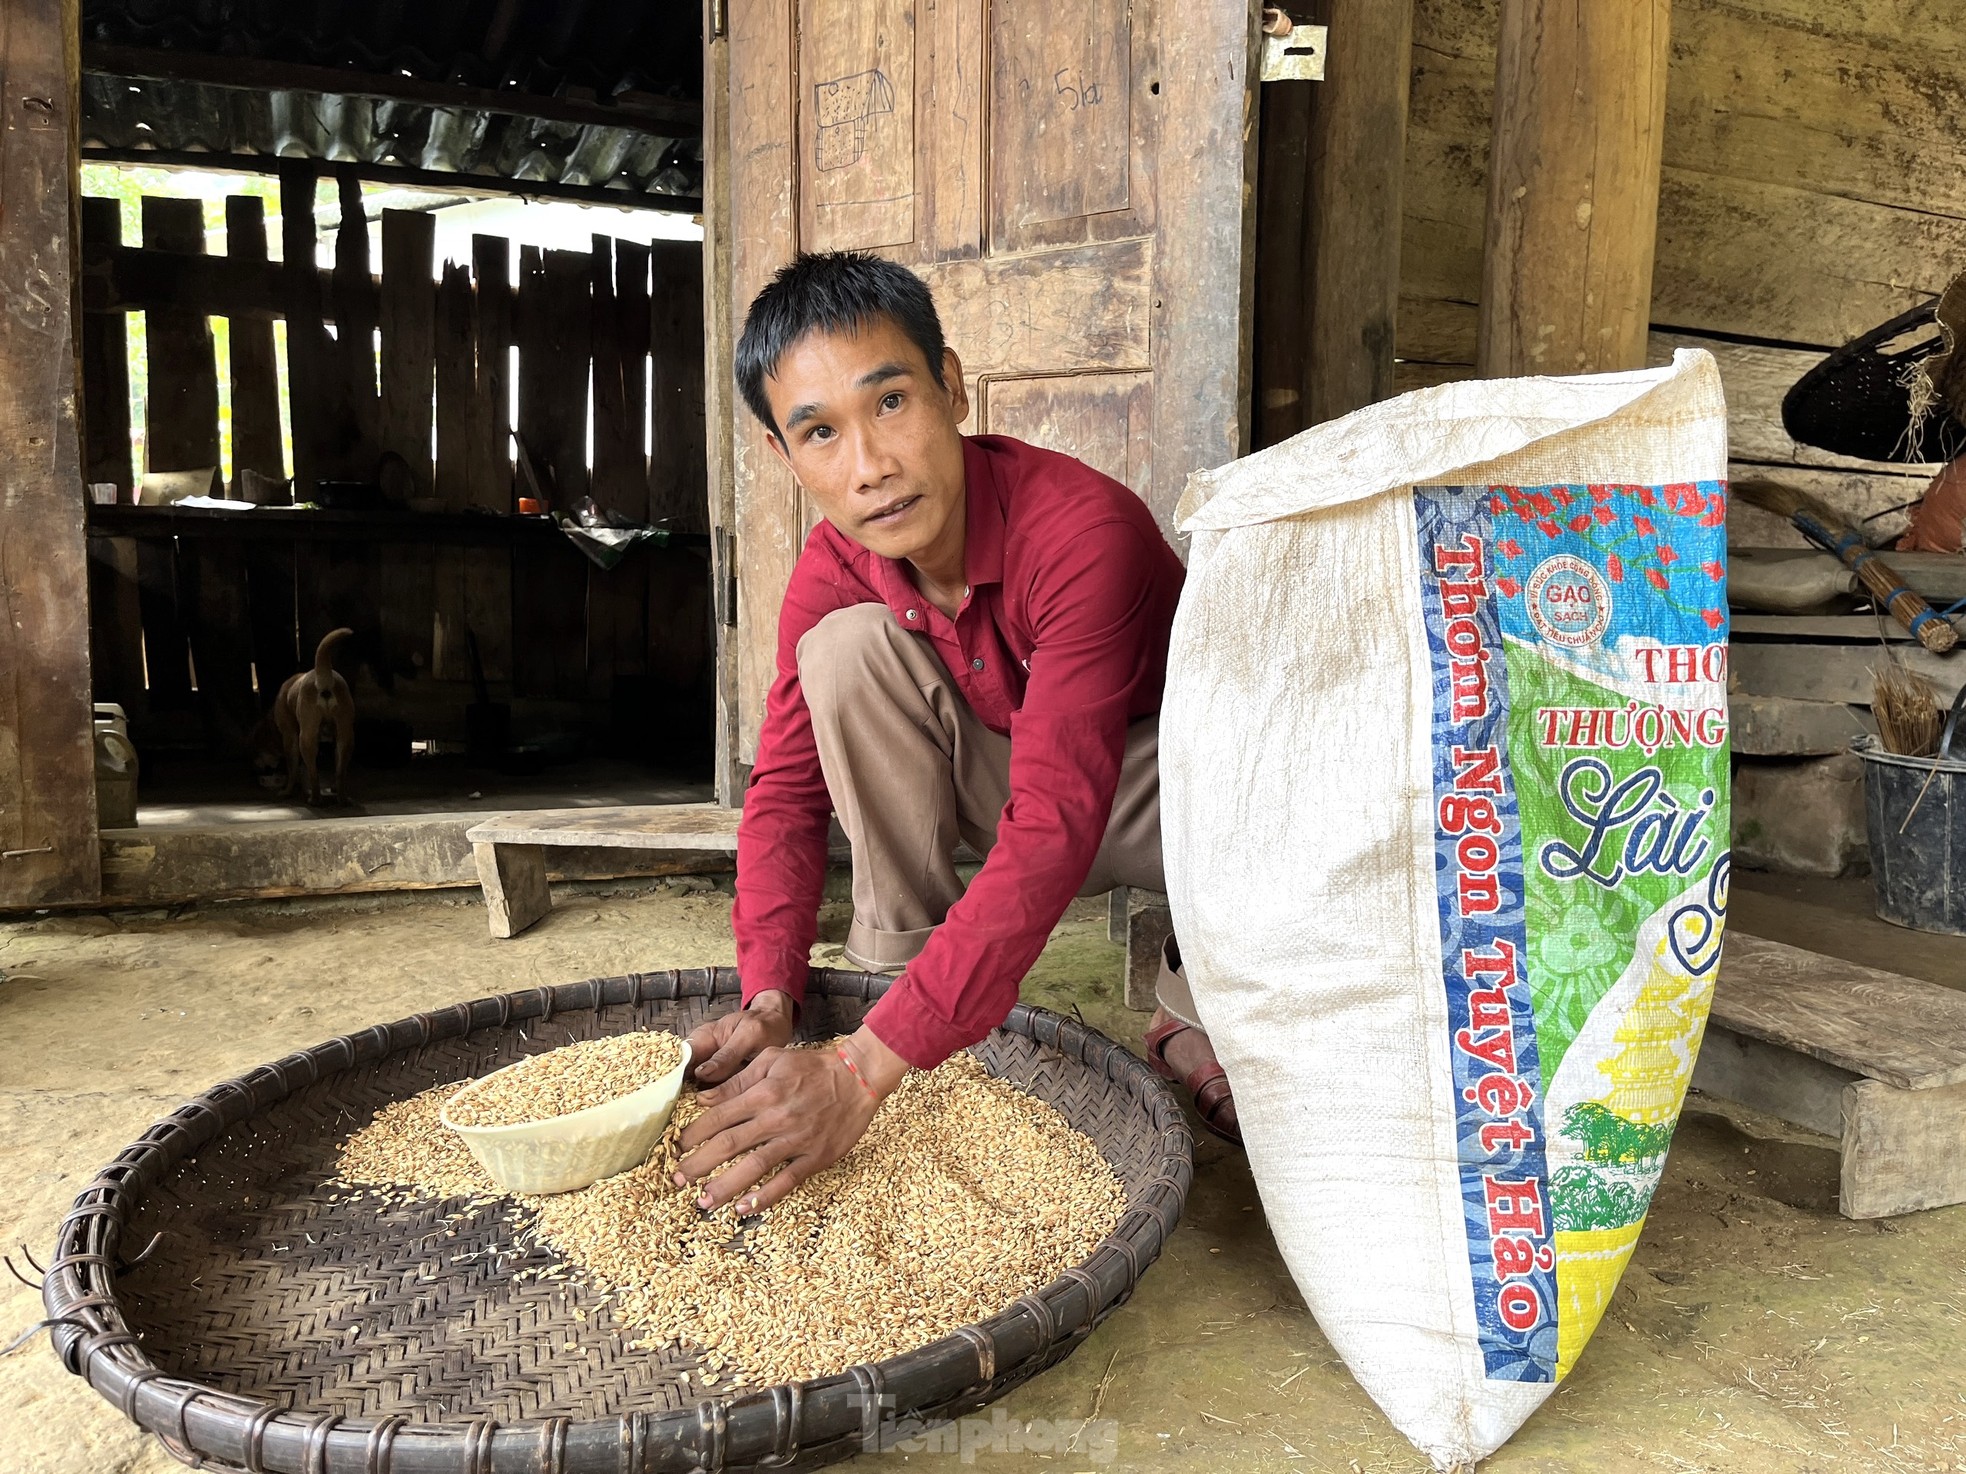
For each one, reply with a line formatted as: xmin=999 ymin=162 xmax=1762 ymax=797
xmin=1161 ymin=351 xmax=1729 ymax=1468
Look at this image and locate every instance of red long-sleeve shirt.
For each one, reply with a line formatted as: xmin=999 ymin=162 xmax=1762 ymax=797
xmin=732 ymin=434 xmax=1185 ymax=1068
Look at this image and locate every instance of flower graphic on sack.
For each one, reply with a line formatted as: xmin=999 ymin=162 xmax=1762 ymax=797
xmin=1488 ymin=483 xmax=1726 ymax=631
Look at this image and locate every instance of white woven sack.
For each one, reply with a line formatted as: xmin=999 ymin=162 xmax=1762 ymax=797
xmin=1161 ymin=350 xmax=1731 ymax=1468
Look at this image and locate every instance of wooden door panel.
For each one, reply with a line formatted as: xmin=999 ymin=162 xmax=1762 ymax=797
xmin=799 ymin=0 xmax=919 ymax=251
xmin=987 ymin=0 xmax=1157 ymax=253
xmin=919 ymin=0 xmax=985 ymax=262
xmin=725 ymin=0 xmax=1255 ymax=763
xmin=985 ymin=373 xmax=1152 ymax=495
xmin=925 ymin=240 xmax=1152 ymax=376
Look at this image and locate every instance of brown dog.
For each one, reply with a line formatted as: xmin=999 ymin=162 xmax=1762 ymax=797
xmin=276 ymin=628 xmax=355 ymax=804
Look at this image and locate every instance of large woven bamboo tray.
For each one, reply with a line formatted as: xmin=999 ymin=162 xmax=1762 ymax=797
xmin=41 ymin=967 xmax=1193 ymax=1473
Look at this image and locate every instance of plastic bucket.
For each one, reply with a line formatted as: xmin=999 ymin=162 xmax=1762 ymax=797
xmin=1857 ymin=694 xmax=1966 ymax=933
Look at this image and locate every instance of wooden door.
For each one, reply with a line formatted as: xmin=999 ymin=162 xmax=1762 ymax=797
xmin=718 ymin=0 xmax=1260 ymax=767
xmin=0 ymin=0 xmax=101 ymax=905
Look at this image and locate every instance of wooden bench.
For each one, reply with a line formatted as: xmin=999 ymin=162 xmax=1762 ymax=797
xmin=467 ymin=804 xmax=741 ymax=938
xmin=1694 ymin=933 xmax=1966 ymax=1219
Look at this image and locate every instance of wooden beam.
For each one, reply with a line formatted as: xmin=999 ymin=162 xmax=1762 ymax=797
xmin=224 ymin=196 xmax=284 ymax=485
xmin=1729 ymin=694 xmax=1872 ymax=758
xmin=82 ymin=146 xmax=702 ymax=217
xmin=139 ymin=196 xmax=219 ymax=472
xmin=1477 ymin=0 xmax=1672 ymax=377
xmin=330 ymin=170 xmax=381 ymax=477
xmin=1250 ymin=77 xmax=1313 ymax=448
xmin=81 ymin=240 xmax=351 ymax=321
xmin=432 ymin=259 xmax=478 ymax=685
xmin=78 ymin=197 xmax=131 ymax=495
xmin=280 ymin=160 xmax=329 ymax=499
xmin=1148 ymin=0 xmax=1262 ymax=530
xmin=379 ymin=209 xmax=438 ymax=690
xmin=0 ymin=0 xmax=101 ymax=904
xmin=467 ymin=234 xmax=515 ymax=687
xmin=1302 ymin=0 xmax=1415 ymax=422
xmin=378 ymin=210 xmax=437 ymax=497
xmin=649 ymin=239 xmax=707 ymax=532
xmin=703 ymin=0 xmax=744 ymax=805
xmin=1730 ymin=641 xmax=1964 ymax=708
xmin=82 ymin=42 xmax=703 ymax=136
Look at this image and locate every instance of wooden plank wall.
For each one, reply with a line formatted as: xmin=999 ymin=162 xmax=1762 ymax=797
xmin=80 ymin=180 xmax=709 ymax=756
xmin=0 ymin=0 xmax=101 ymax=904
xmin=1398 ymin=0 xmax=1954 ymax=542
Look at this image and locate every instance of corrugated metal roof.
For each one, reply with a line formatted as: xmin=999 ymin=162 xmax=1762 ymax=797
xmin=80 ymin=74 xmax=701 ymax=200
xmin=82 ymin=0 xmax=701 ymax=105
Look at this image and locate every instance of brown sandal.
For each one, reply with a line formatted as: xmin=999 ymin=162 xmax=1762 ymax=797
xmin=1143 ymin=1012 xmax=1243 ymax=1145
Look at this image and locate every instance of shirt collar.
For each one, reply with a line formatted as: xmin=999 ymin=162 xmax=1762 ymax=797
xmin=960 ymin=436 xmax=1007 ymax=589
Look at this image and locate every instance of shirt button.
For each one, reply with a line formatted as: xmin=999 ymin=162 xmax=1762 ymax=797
xmin=905 ymin=609 xmax=918 ymax=621
xmin=971 ymin=657 xmax=985 ymax=670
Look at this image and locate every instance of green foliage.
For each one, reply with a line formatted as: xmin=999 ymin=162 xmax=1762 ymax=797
xmin=1550 ymin=1166 xmax=1649 ymax=1232
xmin=1562 ymin=1100 xmax=1674 ymax=1164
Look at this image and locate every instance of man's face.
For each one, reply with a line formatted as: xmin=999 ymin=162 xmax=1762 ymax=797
xmin=761 ymin=316 xmax=970 ymax=565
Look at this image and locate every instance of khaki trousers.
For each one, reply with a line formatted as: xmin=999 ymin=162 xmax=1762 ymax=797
xmin=797 ymin=604 xmax=1199 ymax=1026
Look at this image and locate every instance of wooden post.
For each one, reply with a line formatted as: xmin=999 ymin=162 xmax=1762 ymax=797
xmin=228 ymin=194 xmax=296 ymax=714
xmin=378 ymin=209 xmax=437 ymax=685
xmin=704 ymin=0 xmax=744 ymax=805
xmin=80 ymin=196 xmax=145 ymax=715
xmin=331 ymin=170 xmax=381 ymax=473
xmin=1251 ymin=79 xmax=1313 ymax=448
xmin=649 ymin=239 xmax=707 ymax=533
xmin=431 ymin=259 xmax=476 ymax=684
xmin=140 ymin=196 xmax=220 ymax=472
xmin=279 ymin=161 xmax=333 ymax=498
xmin=1477 ymin=0 xmax=1672 ymax=378
xmin=1303 ymin=0 xmax=1415 ymax=422
xmin=225 ymin=196 xmax=283 ymax=488
xmin=79 ymin=197 xmax=132 ymax=495
xmin=0 ymin=0 xmax=101 ymax=904
xmin=469 ymin=235 xmax=514 ymax=685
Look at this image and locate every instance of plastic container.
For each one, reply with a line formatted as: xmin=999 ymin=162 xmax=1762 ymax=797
xmin=1858 ymin=686 xmax=1966 ymax=935
xmin=440 ymin=1039 xmax=692 ymax=1195
xmin=93 ymin=704 xmax=138 ymax=829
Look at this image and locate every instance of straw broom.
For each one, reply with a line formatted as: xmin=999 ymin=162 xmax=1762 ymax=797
xmin=1734 ymin=478 xmax=1960 ymax=652
xmin=1873 ymin=663 xmax=1942 ymax=757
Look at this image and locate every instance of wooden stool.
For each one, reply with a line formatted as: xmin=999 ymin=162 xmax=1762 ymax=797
xmin=1111 ymin=886 xmax=1175 ymax=1012
xmin=466 ymin=804 xmax=741 ymax=938
xmin=1695 ymin=933 xmax=1966 ymax=1218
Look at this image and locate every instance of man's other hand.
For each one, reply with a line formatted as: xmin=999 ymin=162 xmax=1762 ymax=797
xmin=686 ymin=990 xmax=798 ymax=1087
xmin=673 ymin=1028 xmax=907 ymax=1214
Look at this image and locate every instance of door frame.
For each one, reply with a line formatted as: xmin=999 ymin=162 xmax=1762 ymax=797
xmin=0 ymin=0 xmax=103 ymax=906
xmin=701 ymin=0 xmax=1263 ymax=803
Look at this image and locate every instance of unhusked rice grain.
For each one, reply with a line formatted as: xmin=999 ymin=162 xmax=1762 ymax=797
xmin=443 ymin=1031 xmax=686 ymax=1127
xmin=334 ymin=1043 xmax=1125 ymax=1386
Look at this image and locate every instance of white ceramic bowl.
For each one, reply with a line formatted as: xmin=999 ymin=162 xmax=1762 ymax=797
xmin=440 ymin=1038 xmax=693 ymax=1195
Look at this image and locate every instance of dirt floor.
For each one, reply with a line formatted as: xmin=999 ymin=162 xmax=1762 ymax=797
xmin=2 ymin=871 xmax=1963 ymax=1473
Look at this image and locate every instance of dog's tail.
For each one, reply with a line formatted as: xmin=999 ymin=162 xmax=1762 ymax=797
xmin=313 ymin=627 xmax=354 ymax=681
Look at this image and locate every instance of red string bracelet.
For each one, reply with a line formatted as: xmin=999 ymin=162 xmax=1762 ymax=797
xmin=836 ymin=1044 xmax=881 ymax=1103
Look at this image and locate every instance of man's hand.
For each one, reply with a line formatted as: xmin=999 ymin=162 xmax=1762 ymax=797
xmin=673 ymin=1027 xmax=908 ymax=1214
xmin=686 ymin=990 xmax=798 ymax=1088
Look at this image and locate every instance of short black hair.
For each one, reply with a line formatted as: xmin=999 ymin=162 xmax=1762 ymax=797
xmin=735 ymin=251 xmax=947 ymax=437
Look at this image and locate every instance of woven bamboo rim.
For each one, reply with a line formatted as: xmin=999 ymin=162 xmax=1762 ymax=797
xmin=41 ymin=967 xmax=1193 ymax=1473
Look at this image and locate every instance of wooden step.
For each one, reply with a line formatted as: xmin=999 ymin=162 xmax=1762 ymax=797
xmin=466 ymin=802 xmax=742 ymax=852
xmin=1694 ymin=933 xmax=1966 ymax=1218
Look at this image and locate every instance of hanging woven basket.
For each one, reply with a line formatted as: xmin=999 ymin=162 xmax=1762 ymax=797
xmin=40 ymin=967 xmax=1193 ymax=1473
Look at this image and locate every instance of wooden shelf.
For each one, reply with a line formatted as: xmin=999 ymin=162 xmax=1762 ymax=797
xmin=87 ymin=504 xmax=710 ymax=550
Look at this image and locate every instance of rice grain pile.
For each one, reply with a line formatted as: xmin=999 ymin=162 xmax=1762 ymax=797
xmin=335 ymin=1042 xmax=1125 ymax=1386
xmin=444 ymin=1031 xmax=686 ymax=1127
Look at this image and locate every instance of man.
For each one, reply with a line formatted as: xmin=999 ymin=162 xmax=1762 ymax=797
xmin=673 ymin=252 xmax=1237 ymax=1217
